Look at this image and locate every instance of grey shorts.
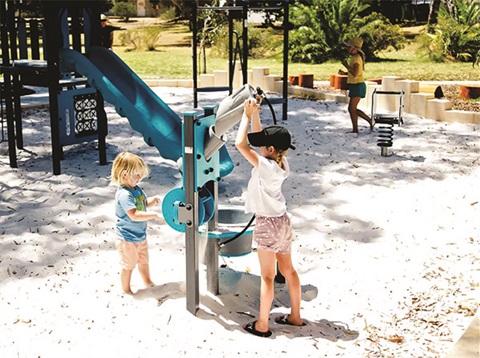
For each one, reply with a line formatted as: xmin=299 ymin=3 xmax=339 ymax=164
xmin=253 ymin=213 xmax=292 ymax=254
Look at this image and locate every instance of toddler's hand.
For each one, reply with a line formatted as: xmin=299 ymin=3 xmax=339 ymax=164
xmin=155 ymin=213 xmax=166 ymax=224
xmin=150 ymin=195 xmax=161 ymax=206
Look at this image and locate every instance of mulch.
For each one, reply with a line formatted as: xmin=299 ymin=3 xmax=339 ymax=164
xmin=442 ymin=85 xmax=480 ymax=112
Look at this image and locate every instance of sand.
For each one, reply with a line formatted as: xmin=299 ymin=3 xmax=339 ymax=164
xmin=0 ymin=87 xmax=478 ymax=357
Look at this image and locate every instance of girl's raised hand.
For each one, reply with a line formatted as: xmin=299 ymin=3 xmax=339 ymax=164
xmin=244 ymin=98 xmax=260 ymax=118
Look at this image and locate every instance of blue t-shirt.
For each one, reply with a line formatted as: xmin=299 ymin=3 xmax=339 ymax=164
xmin=115 ymin=185 xmax=148 ymax=242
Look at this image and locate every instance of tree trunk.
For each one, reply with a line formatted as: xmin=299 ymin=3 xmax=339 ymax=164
xmin=428 ymin=0 xmax=441 ymax=27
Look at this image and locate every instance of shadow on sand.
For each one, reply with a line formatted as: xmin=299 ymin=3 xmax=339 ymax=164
xmin=131 ymin=266 xmax=359 ymax=341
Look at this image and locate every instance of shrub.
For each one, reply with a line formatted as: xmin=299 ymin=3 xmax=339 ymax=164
xmin=346 ymin=12 xmax=407 ymax=62
xmin=143 ymin=26 xmax=162 ymax=51
xmin=117 ymin=27 xmax=161 ymax=51
xmin=289 ymin=25 xmax=330 ymax=63
xmin=210 ymin=22 xmax=281 ymax=60
xmin=117 ymin=28 xmax=142 ymax=51
xmin=423 ymin=0 xmax=480 ymax=63
xmin=112 ymin=2 xmax=136 ymax=22
xmin=289 ymin=0 xmax=406 ymax=63
xmin=289 ymin=0 xmax=369 ymax=63
xmin=159 ymin=7 xmax=176 ymax=21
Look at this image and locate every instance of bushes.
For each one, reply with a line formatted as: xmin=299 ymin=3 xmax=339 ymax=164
xmin=289 ymin=0 xmax=405 ymax=63
xmin=112 ymin=2 xmax=136 ymax=22
xmin=289 ymin=3 xmax=330 ymax=63
xmin=142 ymin=27 xmax=162 ymax=51
xmin=117 ymin=27 xmax=162 ymax=51
xmin=423 ymin=0 xmax=480 ymax=63
xmin=210 ymin=22 xmax=282 ymax=60
xmin=348 ymin=13 xmax=406 ymax=62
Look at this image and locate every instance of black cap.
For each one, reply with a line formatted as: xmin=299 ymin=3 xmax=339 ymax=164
xmin=247 ymin=125 xmax=295 ymax=151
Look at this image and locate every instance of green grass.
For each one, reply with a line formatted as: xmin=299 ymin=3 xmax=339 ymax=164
xmin=113 ymin=21 xmax=479 ymax=82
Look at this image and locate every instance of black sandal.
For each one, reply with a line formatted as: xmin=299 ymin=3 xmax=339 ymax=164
xmin=274 ymin=314 xmax=306 ymax=326
xmin=243 ymin=321 xmax=272 ymax=338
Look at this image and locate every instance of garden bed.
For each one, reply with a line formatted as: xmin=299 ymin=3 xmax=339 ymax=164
xmin=315 ymin=83 xmax=480 ymax=112
xmin=442 ymin=84 xmax=480 ymax=112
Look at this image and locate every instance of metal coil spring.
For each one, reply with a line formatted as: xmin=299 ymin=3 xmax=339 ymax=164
xmin=377 ymin=123 xmax=394 ymax=147
xmin=377 ymin=122 xmax=394 ymax=156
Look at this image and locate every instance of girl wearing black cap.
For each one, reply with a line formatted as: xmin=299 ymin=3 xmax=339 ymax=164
xmin=235 ymin=98 xmax=304 ymax=338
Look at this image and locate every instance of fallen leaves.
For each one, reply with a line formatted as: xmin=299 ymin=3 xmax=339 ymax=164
xmin=364 ymin=319 xmax=405 ymax=346
xmin=387 ymin=334 xmax=405 ymax=344
xmin=359 ymin=254 xmax=480 ymax=357
xmin=13 ymin=318 xmax=32 ymax=324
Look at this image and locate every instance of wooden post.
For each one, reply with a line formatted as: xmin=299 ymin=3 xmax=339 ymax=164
xmin=459 ymin=85 xmax=480 ymax=100
xmin=334 ymin=75 xmax=348 ymax=90
xmin=299 ymin=73 xmax=314 ymax=88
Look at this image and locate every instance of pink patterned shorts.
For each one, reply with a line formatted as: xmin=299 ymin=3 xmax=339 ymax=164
xmin=253 ymin=213 xmax=292 ymax=254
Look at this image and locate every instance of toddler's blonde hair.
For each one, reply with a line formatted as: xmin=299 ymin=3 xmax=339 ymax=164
xmin=111 ymin=152 xmax=150 ymax=187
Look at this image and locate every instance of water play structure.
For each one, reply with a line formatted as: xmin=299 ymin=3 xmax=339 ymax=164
xmin=0 ymin=0 xmax=272 ymax=315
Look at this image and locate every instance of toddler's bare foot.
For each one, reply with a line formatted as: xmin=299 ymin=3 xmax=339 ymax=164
xmin=144 ymin=281 xmax=155 ymax=288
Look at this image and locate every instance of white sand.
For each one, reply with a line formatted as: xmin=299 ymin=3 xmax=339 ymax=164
xmin=1 ymin=87 xmax=479 ymax=357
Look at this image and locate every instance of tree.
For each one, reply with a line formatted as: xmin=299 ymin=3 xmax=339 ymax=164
xmin=112 ymin=1 xmax=136 ymax=22
xmin=425 ymin=0 xmax=480 ymax=62
xmin=428 ymin=0 xmax=443 ymax=27
xmin=289 ymin=2 xmax=331 ymax=63
xmin=289 ymin=0 xmax=406 ymax=63
xmin=290 ymin=0 xmax=370 ymax=63
xmin=196 ymin=2 xmax=227 ymax=74
xmin=349 ymin=12 xmax=406 ymax=61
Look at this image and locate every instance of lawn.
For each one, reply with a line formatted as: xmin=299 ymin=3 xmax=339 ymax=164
xmin=111 ymin=19 xmax=479 ymax=82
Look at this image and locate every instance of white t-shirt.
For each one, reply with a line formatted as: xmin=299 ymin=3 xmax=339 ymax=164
xmin=245 ymin=156 xmax=290 ymax=217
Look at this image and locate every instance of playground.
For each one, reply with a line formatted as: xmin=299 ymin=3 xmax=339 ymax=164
xmin=0 ymin=85 xmax=479 ymax=357
xmin=0 ymin=1 xmax=479 ymax=357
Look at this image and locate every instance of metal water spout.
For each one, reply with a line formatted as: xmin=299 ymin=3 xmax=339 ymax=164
xmin=204 ymin=84 xmax=257 ymax=160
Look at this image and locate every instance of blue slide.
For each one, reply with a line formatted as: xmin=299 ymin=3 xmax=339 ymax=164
xmin=59 ymin=46 xmax=233 ymax=175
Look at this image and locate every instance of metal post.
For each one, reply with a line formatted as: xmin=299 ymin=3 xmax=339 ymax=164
xmin=202 ymin=105 xmax=219 ymax=295
xmin=206 ymin=180 xmax=219 ymax=295
xmin=242 ymin=0 xmax=248 ymax=85
xmin=228 ymin=1 xmax=234 ymax=93
xmin=282 ymin=0 xmax=289 ymax=121
xmin=3 ymin=73 xmax=17 ymax=168
xmin=191 ymin=2 xmax=198 ymax=108
xmin=1 ymin=1 xmax=17 ymax=168
xmin=96 ymin=90 xmax=107 ymax=165
xmin=183 ymin=112 xmax=200 ymax=315
xmin=13 ymin=72 xmax=23 ymax=149
xmin=44 ymin=3 xmax=62 ymax=175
